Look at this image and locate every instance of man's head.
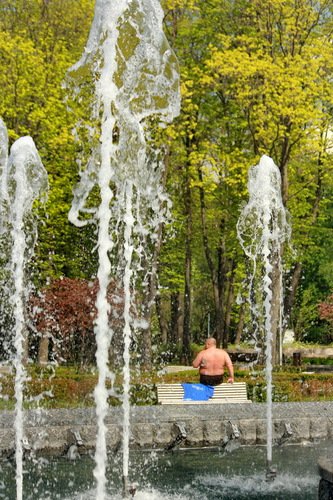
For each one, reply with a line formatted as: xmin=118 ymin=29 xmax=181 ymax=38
xmin=205 ymin=337 xmax=216 ymax=349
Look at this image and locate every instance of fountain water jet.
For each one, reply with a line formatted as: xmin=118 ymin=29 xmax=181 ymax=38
xmin=0 ymin=118 xmax=48 ymax=500
xmin=66 ymin=1 xmax=180 ymax=497
xmin=237 ymin=154 xmax=291 ymax=480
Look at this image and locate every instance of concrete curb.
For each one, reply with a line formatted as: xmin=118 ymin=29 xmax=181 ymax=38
xmin=1 ymin=401 xmax=333 ymax=457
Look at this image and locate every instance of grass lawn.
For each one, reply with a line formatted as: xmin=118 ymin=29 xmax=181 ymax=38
xmin=1 ymin=358 xmax=333 ymax=409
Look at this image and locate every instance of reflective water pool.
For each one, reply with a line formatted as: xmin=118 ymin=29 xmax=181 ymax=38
xmin=0 ymin=440 xmax=331 ymax=499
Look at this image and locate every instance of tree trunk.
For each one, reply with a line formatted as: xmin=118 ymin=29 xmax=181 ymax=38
xmin=224 ymin=265 xmax=236 ymax=345
xmin=182 ymin=160 xmax=192 ymax=364
xmin=177 ymin=293 xmax=184 ymax=345
xmin=155 ymin=294 xmax=168 ymax=344
xmin=38 ymin=332 xmax=49 ymax=365
xmin=197 ymin=166 xmax=227 ymax=348
xmin=141 ymin=155 xmax=173 ymax=368
xmin=270 ymin=255 xmax=283 ymax=365
xmin=284 ymin=261 xmax=302 ymax=328
xmin=211 ymin=281 xmax=223 ymax=347
xmin=141 ymin=221 xmax=164 ymax=370
xmin=235 ymin=301 xmax=246 ymax=345
xmin=21 ymin=325 xmax=29 ymax=365
xmin=170 ymin=291 xmax=182 ymax=344
xmin=216 ymin=234 xmax=227 ymax=347
xmin=283 ymin=155 xmax=322 ymax=338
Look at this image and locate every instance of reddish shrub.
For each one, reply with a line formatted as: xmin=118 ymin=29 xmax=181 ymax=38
xmin=28 ymin=277 xmax=124 ymax=365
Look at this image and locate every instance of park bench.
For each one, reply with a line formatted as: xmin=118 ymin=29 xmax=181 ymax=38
xmin=156 ymin=382 xmax=251 ymax=404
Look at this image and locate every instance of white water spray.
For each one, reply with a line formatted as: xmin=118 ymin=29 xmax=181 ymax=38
xmin=0 ymin=119 xmax=48 ymax=500
xmin=237 ymin=154 xmax=291 ymax=478
xmin=67 ymin=1 xmax=180 ymax=498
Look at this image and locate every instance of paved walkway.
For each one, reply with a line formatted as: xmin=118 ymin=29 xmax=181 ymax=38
xmin=164 ymin=365 xmax=194 ymax=373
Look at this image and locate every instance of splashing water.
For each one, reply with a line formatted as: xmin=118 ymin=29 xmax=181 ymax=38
xmin=0 ymin=118 xmax=48 ymax=500
xmin=1 ymin=441 xmax=324 ymax=499
xmin=236 ymin=155 xmax=291 ymax=474
xmin=66 ymin=0 xmax=180 ymax=497
xmin=0 ymin=119 xmax=9 ymax=197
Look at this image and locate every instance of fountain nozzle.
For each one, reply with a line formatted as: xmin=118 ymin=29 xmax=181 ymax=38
xmin=278 ymin=422 xmax=293 ymax=446
xmin=165 ymin=422 xmax=187 ymax=451
xmin=265 ymin=463 xmax=277 ymax=482
xmin=72 ymin=430 xmax=84 ymax=446
xmin=230 ymin=422 xmax=240 ymax=439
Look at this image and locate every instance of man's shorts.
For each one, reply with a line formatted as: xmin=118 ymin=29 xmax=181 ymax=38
xmin=200 ymin=374 xmax=223 ymax=386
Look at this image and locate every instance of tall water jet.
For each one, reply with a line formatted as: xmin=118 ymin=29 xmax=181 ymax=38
xmin=66 ymin=1 xmax=180 ymax=497
xmin=0 ymin=118 xmax=48 ymax=500
xmin=237 ymin=154 xmax=291 ymax=479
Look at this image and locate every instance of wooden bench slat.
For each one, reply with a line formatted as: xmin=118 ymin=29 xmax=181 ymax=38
xmin=156 ymin=382 xmax=251 ymax=405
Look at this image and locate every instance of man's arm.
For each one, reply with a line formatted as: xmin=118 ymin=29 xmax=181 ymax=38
xmin=225 ymin=352 xmax=234 ymax=383
xmin=192 ymin=351 xmax=204 ymax=368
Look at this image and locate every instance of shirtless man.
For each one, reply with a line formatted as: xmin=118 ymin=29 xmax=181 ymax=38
xmin=192 ymin=337 xmax=234 ymax=386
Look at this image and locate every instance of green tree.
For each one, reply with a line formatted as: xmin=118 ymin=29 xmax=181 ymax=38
xmin=0 ymin=0 xmax=96 ymax=282
xmin=160 ymin=0 xmax=254 ymax=356
xmin=158 ymin=0 xmax=333 ymax=363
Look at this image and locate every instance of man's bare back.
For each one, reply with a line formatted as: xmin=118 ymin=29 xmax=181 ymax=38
xmin=192 ymin=337 xmax=234 ymax=384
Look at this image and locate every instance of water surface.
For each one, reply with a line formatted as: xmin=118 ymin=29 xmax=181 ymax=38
xmin=0 ymin=441 xmax=330 ymax=499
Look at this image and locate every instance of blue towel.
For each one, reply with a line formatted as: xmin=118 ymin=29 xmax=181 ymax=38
xmin=182 ymin=383 xmax=214 ymax=401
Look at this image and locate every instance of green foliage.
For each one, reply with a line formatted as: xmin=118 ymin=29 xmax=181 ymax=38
xmin=130 ymin=383 xmax=157 ymax=406
xmin=190 ymin=342 xmax=202 ymax=357
xmin=306 ymin=358 xmax=333 ymax=366
xmin=2 ymin=361 xmax=333 ymax=409
xmin=159 ymin=0 xmax=333 ymax=347
xmin=0 ymin=0 xmax=96 ymax=282
xmin=1 ymin=0 xmax=333 ymax=366
xmin=154 ymin=342 xmax=183 ymax=365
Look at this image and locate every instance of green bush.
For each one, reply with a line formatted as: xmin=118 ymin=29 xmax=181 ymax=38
xmin=305 ymin=357 xmax=333 ymax=365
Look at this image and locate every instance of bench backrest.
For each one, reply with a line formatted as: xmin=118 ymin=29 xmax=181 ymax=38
xmin=156 ymin=382 xmax=251 ymax=404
